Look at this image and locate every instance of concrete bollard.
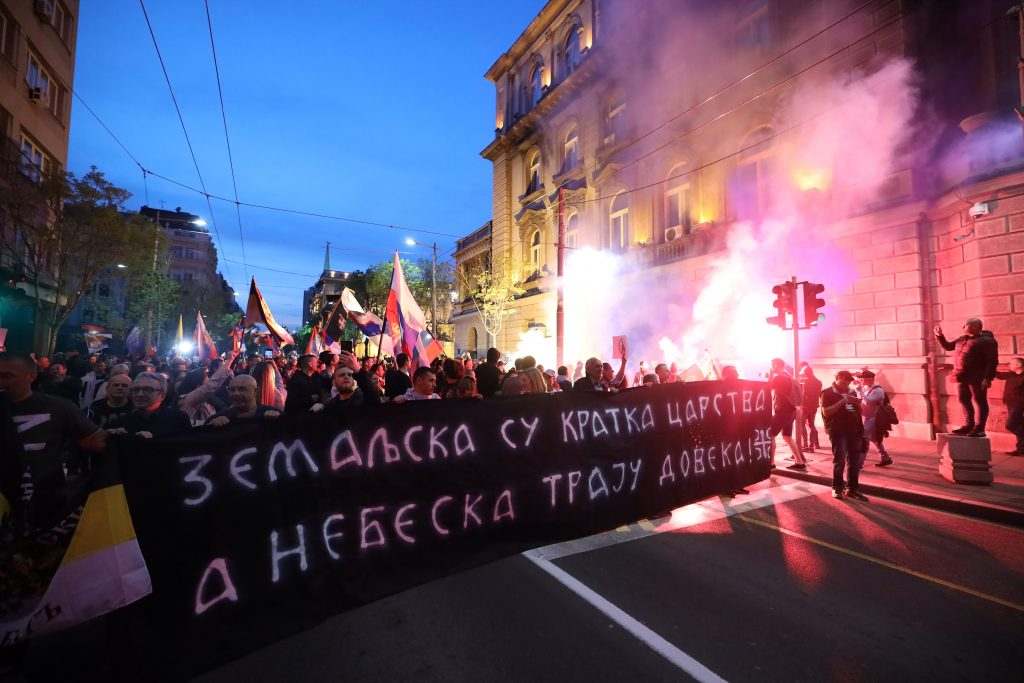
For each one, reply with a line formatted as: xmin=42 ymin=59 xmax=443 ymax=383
xmin=936 ymin=433 xmax=994 ymax=485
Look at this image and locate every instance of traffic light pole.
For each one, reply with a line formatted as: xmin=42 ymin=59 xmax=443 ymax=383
xmin=790 ymin=276 xmax=804 ymax=456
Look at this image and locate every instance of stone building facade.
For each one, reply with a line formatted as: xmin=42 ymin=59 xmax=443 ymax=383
xmin=454 ymin=0 xmax=1024 ymax=445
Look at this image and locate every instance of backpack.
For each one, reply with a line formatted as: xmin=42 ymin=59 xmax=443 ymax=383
xmin=875 ymin=387 xmax=899 ymax=427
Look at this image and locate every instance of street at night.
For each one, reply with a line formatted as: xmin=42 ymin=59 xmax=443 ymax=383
xmin=197 ymin=477 xmax=1024 ymax=682
xmin=5 ymin=0 xmax=1024 ymax=680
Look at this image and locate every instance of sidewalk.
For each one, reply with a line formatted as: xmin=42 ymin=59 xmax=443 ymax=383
xmin=773 ymin=436 xmax=1024 ymax=528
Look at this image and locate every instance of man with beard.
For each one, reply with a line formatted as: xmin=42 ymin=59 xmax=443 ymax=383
xmin=106 ymin=372 xmax=190 ymax=439
xmin=311 ymin=365 xmax=365 ymax=418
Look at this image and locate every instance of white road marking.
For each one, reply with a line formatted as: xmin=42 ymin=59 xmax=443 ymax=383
xmin=522 ymin=481 xmax=827 ymax=680
xmin=528 ymin=481 xmax=824 ymax=561
xmin=526 ymin=554 xmax=727 ymax=683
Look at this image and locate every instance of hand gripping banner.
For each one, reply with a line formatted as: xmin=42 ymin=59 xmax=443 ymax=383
xmin=115 ymin=380 xmax=771 ymax=675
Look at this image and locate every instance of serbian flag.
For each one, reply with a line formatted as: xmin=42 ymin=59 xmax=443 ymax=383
xmin=245 ymin=277 xmax=294 ymax=346
xmin=385 ymin=253 xmax=428 ymax=364
xmin=340 ymin=287 xmax=393 ymax=356
xmin=305 ymin=324 xmax=325 ymax=356
xmin=193 ymin=311 xmax=218 ymax=360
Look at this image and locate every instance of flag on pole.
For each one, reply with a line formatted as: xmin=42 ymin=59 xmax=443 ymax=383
xmin=340 ymin=287 xmax=393 ymax=356
xmin=125 ymin=326 xmax=144 ymax=357
xmin=385 ymin=252 xmax=430 ymax=366
xmin=175 ymin=314 xmax=184 ymax=351
xmin=305 ymin=323 xmax=325 ymax=356
xmin=245 ymin=277 xmax=295 ymax=346
xmin=193 ymin=311 xmax=218 ymax=360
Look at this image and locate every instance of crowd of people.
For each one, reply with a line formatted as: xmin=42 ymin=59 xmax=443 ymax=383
xmin=2 ymin=315 xmax=1020 ymax=531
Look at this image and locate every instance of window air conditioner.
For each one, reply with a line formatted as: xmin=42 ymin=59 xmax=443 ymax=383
xmin=664 ymin=226 xmax=680 ymax=242
xmin=34 ymin=0 xmax=53 ymax=20
xmin=28 ymin=87 xmax=43 ymax=102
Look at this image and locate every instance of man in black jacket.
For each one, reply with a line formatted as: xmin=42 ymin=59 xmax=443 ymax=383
xmin=1000 ymin=356 xmax=1024 ymax=455
xmin=384 ymin=353 xmax=412 ymax=399
xmin=935 ymin=318 xmax=999 ymax=437
xmin=475 ymin=347 xmax=502 ymax=398
xmin=284 ymin=354 xmax=323 ymax=414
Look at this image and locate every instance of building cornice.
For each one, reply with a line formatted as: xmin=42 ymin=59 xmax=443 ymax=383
xmin=483 ymin=0 xmax=573 ymax=82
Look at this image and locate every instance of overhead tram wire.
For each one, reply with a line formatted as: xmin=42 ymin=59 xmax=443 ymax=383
xmin=203 ymin=0 xmax=249 ymax=281
xmin=137 ymin=0 xmax=235 ymax=283
xmin=68 ymin=95 xmax=462 ymax=239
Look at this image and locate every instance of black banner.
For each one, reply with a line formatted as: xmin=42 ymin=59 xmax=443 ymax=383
xmin=118 ymin=380 xmax=772 ymax=675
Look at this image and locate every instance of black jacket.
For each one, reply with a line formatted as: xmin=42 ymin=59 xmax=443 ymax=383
xmin=476 ymin=363 xmax=502 ymax=398
xmin=384 ymin=369 xmax=412 ymax=399
xmin=937 ymin=330 xmax=998 ymax=383
xmin=285 ymin=371 xmax=323 ymax=414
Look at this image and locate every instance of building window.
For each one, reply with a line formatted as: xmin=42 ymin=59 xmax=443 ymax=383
xmin=529 ymin=64 xmax=543 ymax=108
xmin=609 ymin=193 xmax=629 ymax=252
xmin=529 ymin=229 xmax=542 ymax=272
xmin=664 ymin=183 xmax=692 ymax=241
xmin=26 ymin=51 xmax=51 ymax=104
xmin=562 ymin=126 xmax=579 ymax=173
xmin=183 ymin=272 xmax=194 ymax=283
xmin=728 ymin=127 xmax=775 ymax=220
xmin=0 ymin=10 xmax=13 ymax=61
xmin=506 ymin=73 xmax=517 ymax=120
xmin=561 ymin=25 xmax=582 ymax=78
xmin=468 ymin=327 xmax=479 ymax=355
xmin=170 ymin=246 xmax=183 ymax=258
xmin=19 ymin=135 xmax=47 ymax=181
xmin=53 ymin=3 xmax=72 ymax=45
xmin=526 ymin=151 xmax=541 ymax=195
xmin=604 ymin=98 xmax=625 ymax=146
xmin=565 ymin=212 xmax=579 ymax=249
xmin=98 ymin=283 xmax=110 ymax=297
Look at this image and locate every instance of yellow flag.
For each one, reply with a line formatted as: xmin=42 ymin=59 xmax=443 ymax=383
xmin=176 ymin=314 xmax=183 ymax=344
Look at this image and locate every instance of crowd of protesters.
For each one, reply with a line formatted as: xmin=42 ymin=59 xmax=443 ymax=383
xmin=3 ymin=315 xmax=1021 ymax=532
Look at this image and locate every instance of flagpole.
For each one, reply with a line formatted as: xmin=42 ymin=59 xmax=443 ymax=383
xmin=375 ymin=306 xmax=388 ymax=363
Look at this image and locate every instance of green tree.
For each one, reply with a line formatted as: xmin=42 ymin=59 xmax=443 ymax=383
xmin=0 ymin=161 xmax=161 ymax=354
xmin=125 ymin=270 xmax=180 ymax=350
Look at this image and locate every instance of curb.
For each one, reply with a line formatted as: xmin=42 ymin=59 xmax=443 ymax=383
xmin=772 ymin=468 xmax=1024 ymax=529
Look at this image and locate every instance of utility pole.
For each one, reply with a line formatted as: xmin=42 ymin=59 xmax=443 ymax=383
xmin=556 ymin=187 xmax=565 ymax=367
xmin=790 ymin=275 xmax=803 ymax=456
xmin=431 ymin=241 xmax=438 ymax=339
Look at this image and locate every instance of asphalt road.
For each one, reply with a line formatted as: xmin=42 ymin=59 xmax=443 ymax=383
xmin=191 ymin=477 xmax=1024 ymax=682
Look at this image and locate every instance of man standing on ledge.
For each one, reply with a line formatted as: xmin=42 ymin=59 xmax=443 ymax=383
xmin=935 ymin=318 xmax=999 ymax=437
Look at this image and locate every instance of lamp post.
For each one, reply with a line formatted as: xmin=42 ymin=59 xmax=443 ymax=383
xmin=405 ymin=238 xmax=438 ymax=338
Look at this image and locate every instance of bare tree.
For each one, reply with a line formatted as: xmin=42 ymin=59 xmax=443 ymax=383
xmin=457 ymin=255 xmax=523 ymax=347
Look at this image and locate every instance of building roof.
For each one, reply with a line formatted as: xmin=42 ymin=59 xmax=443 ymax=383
xmin=139 ymin=205 xmax=208 ymax=233
xmin=456 ymin=221 xmax=493 ymax=253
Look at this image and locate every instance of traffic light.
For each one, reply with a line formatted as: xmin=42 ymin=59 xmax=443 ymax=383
xmin=766 ymin=282 xmax=795 ymax=329
xmin=803 ymin=282 xmax=826 ymax=327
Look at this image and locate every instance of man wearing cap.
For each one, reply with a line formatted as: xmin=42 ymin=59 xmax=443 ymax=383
xmin=935 ymin=318 xmax=999 ymax=437
xmin=856 ymin=369 xmax=893 ymax=467
xmin=820 ymin=370 xmax=868 ymax=501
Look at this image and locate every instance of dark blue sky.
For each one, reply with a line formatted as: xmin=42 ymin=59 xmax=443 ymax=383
xmin=70 ymin=0 xmax=545 ymax=326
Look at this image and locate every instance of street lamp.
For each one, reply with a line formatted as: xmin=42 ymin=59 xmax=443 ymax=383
xmin=116 ymin=263 xmax=126 ymax=269
xmin=193 ymin=217 xmax=207 ymax=227
xmin=405 ymin=237 xmax=438 ymax=338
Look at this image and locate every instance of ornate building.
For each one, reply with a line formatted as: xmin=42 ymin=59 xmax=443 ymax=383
xmin=455 ymin=0 xmax=1024 ymax=445
xmin=303 ymin=242 xmax=348 ymax=327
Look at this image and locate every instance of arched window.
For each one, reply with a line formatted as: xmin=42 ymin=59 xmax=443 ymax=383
xmin=562 ymin=25 xmax=582 ymax=78
xmin=530 ymin=65 xmax=543 ymax=107
xmin=530 ymin=229 xmax=542 ymax=271
xmin=609 ymin=193 xmax=629 ymax=252
xmin=468 ymin=327 xmax=479 ymax=356
xmin=604 ymin=95 xmax=626 ymax=146
xmin=565 ymin=211 xmax=579 ymax=249
xmin=526 ymin=151 xmax=541 ymax=194
xmin=562 ymin=125 xmax=579 ymax=173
